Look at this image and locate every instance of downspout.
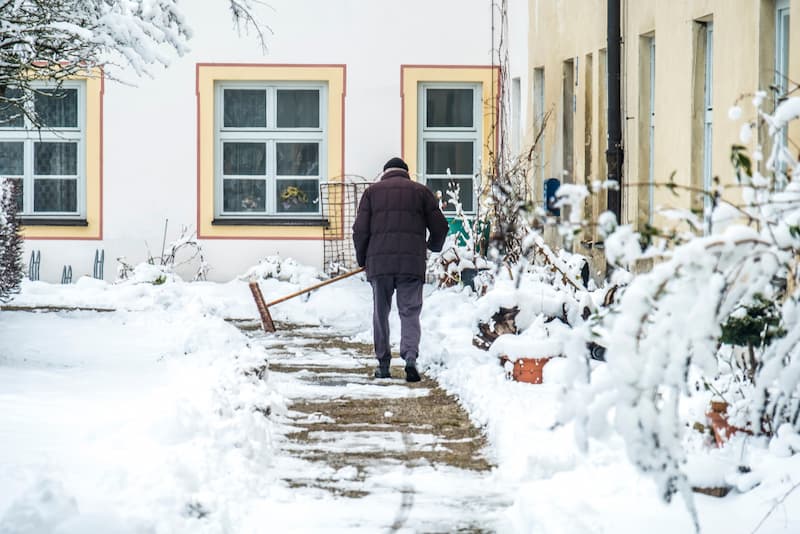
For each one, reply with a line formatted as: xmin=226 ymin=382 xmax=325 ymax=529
xmin=606 ymin=0 xmax=623 ymax=221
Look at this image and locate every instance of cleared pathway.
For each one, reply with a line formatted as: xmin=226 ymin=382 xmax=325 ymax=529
xmin=243 ymin=321 xmax=512 ymax=533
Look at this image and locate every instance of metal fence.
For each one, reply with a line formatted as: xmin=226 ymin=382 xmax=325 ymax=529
xmin=320 ymin=177 xmax=371 ymax=275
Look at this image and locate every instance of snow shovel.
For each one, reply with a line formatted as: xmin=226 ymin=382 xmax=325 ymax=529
xmin=248 ymin=267 xmax=366 ymax=332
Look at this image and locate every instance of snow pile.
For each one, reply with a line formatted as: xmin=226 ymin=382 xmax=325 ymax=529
xmin=0 ymin=250 xmax=800 ymax=533
xmin=239 ymin=255 xmax=323 ymax=286
xmin=0 ymin=308 xmax=281 ymax=533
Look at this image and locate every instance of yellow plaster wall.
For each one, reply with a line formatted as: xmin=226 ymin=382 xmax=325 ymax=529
xmin=528 ymin=0 xmax=797 ymax=229
xmin=400 ymin=66 xmax=499 ymax=181
xmin=196 ymin=64 xmax=345 ymax=239
xmin=633 ymin=0 xmax=761 ymax=229
xmin=22 ymin=73 xmax=103 ymax=240
xmin=528 ymin=0 xmax=607 ymax=191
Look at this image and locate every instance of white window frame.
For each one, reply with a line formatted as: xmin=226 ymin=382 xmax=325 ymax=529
xmin=776 ymin=0 xmax=790 ymax=96
xmin=648 ymin=36 xmax=656 ymax=225
xmin=775 ymin=0 xmax=791 ymax=178
xmin=213 ymin=81 xmax=328 ymax=218
xmin=418 ymin=82 xmax=482 ymax=215
xmin=533 ymin=67 xmax=545 ymax=204
xmin=702 ymin=22 xmax=714 ymax=230
xmin=0 ymin=80 xmax=86 ymax=218
xmin=511 ymin=77 xmax=521 ymax=156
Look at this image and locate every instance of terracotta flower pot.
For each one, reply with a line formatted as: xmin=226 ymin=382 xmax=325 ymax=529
xmin=500 ymin=356 xmax=552 ymax=384
xmin=706 ymin=401 xmax=744 ymax=447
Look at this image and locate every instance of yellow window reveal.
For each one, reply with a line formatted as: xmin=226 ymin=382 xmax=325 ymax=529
xmin=400 ymin=65 xmax=500 ymax=214
xmin=196 ymin=64 xmax=346 ymax=240
xmin=12 ymin=72 xmax=104 ymax=240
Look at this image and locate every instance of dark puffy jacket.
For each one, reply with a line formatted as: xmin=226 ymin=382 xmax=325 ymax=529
xmin=352 ymin=168 xmax=449 ymax=280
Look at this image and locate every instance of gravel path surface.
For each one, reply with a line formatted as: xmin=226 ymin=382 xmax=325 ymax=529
xmin=247 ymin=322 xmax=512 ymax=533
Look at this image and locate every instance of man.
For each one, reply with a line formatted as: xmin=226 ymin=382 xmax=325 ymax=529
xmin=353 ymin=157 xmax=449 ymax=382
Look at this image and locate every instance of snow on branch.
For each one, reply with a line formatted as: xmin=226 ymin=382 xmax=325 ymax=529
xmin=0 ymin=0 xmax=269 ymax=126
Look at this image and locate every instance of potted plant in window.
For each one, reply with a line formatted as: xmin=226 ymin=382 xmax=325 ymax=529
xmin=279 ymin=185 xmax=310 ymax=211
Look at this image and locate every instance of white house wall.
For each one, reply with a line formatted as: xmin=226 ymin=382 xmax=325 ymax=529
xmin=21 ymin=0 xmax=495 ymax=282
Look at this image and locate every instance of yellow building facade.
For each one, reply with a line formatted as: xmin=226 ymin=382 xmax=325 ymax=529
xmin=527 ymin=0 xmax=798 ymax=237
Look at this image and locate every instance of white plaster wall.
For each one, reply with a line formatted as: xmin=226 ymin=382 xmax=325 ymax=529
xmin=24 ymin=0 xmax=495 ymax=282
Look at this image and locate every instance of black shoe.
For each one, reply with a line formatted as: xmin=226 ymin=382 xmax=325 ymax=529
xmin=374 ymin=365 xmax=391 ymax=379
xmin=405 ymin=364 xmax=420 ymax=383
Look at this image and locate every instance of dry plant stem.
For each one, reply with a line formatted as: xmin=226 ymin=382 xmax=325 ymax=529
xmin=524 ymin=235 xmax=584 ymax=292
xmin=229 ymin=0 xmax=273 ymax=51
xmin=750 ymin=480 xmax=800 ymax=534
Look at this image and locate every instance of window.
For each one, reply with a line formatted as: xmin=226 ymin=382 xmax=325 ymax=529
xmin=400 ymin=65 xmax=498 ymax=219
xmin=776 ymin=0 xmax=790 ymax=97
xmin=595 ymin=49 xmax=608 ymax=242
xmin=0 ymin=82 xmax=86 ymax=218
xmin=419 ymin=84 xmax=481 ymax=214
xmin=583 ymin=53 xmax=594 ymax=226
xmin=197 ymin=64 xmax=345 ymax=240
xmin=775 ymin=0 xmax=790 ymax=179
xmin=533 ymin=67 xmax=546 ymax=202
xmin=511 ymin=77 xmax=521 ymax=155
xmin=702 ymin=22 xmax=714 ymax=229
xmin=649 ymin=37 xmax=656 ymax=225
xmin=638 ymin=34 xmax=655 ymax=227
xmin=692 ymin=20 xmax=714 ymax=232
xmin=562 ymin=58 xmax=575 ymax=185
xmin=215 ymin=83 xmax=326 ymax=217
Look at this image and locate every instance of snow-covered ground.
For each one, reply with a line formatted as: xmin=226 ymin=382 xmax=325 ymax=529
xmin=1 ymin=260 xmax=800 ymax=532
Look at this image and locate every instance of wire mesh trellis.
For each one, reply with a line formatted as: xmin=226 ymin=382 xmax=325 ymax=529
xmin=320 ymin=176 xmax=371 ymax=276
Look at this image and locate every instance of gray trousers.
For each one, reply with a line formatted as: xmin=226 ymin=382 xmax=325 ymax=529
xmin=370 ymin=275 xmax=423 ymax=366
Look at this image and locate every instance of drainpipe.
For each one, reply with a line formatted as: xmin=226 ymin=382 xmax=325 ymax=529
xmin=606 ymin=0 xmax=623 ymax=221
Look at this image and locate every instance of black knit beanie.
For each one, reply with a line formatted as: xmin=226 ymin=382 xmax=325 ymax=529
xmin=383 ymin=157 xmax=408 ymax=172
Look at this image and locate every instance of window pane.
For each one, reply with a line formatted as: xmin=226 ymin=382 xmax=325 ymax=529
xmin=35 ymin=89 xmax=78 ymax=128
xmin=34 ymin=142 xmax=78 ymax=175
xmin=0 ymin=88 xmax=24 ymax=128
xmin=276 ymin=179 xmax=319 ymax=213
xmin=223 ymin=143 xmax=266 ymax=175
xmin=426 ymin=88 xmax=473 ymax=128
xmin=223 ymin=179 xmax=266 ymax=212
xmin=34 ymin=179 xmax=77 ymax=212
xmin=276 ymin=142 xmax=319 ymax=176
xmin=223 ymin=89 xmax=266 ymax=128
xmin=0 ymin=142 xmax=24 ymax=175
xmin=425 ymin=141 xmax=473 ymax=175
xmin=276 ymin=90 xmax=320 ymax=128
xmin=427 ymin=178 xmax=473 ymax=212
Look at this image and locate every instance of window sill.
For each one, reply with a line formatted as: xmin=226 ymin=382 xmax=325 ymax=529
xmin=212 ymin=217 xmax=329 ymax=227
xmin=19 ymin=218 xmax=89 ymax=227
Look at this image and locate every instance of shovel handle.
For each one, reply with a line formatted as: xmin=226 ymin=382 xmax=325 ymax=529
xmin=248 ymin=280 xmax=276 ymax=332
xmin=264 ymin=266 xmax=366 ymax=308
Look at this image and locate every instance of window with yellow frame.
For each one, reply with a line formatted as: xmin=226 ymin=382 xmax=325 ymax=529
xmin=401 ymin=65 xmax=499 ymax=217
xmin=0 ymin=81 xmax=84 ymax=217
xmin=196 ymin=64 xmax=345 ymax=239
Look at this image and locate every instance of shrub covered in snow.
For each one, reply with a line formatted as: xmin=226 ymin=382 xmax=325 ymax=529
xmin=116 ymin=226 xmax=208 ymax=284
xmin=428 ymin=182 xmax=491 ymax=289
xmin=0 ymin=0 xmax=268 ymax=127
xmin=0 ymin=178 xmax=23 ymax=302
xmin=470 ymin=88 xmax=800 ymax=527
xmin=547 ymin=95 xmax=800 ymax=526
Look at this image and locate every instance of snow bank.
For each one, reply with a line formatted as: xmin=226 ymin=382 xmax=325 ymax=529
xmin=5 ymin=252 xmax=800 ymax=532
xmin=0 ymin=308 xmax=280 ymax=533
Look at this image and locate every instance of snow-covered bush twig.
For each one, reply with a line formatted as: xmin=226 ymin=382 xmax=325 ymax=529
xmin=560 ymin=93 xmax=800 ymax=529
xmin=0 ymin=0 xmax=269 ymax=128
